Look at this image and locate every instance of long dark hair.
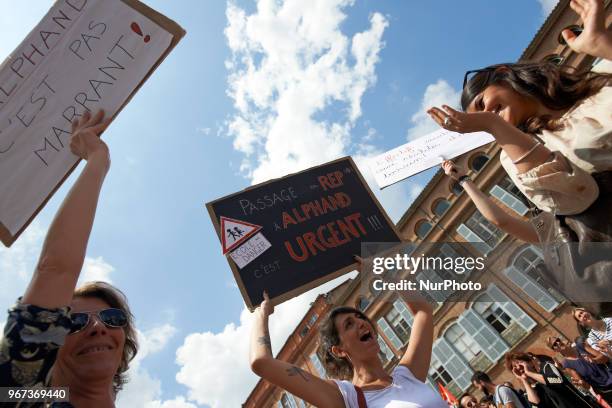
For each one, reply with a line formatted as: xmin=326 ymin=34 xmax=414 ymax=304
xmin=317 ymin=306 xmax=377 ymax=380
xmin=461 ymin=61 xmax=611 ymax=134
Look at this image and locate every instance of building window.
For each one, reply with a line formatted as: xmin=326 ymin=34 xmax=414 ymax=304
xmin=385 ymin=306 xmax=411 ymax=344
xmin=470 ymin=154 xmax=489 ymax=172
xmin=457 ymin=308 xmax=509 ymax=365
xmin=473 ymin=284 xmax=536 ymax=346
xmin=377 ymin=317 xmax=403 ymax=350
xmin=558 ymin=24 xmax=582 ymax=45
xmin=378 ymin=336 xmax=395 ymax=364
xmin=475 ymin=298 xmax=513 ymax=333
xmin=309 ymin=354 xmax=326 ymax=378
xmin=505 ymin=245 xmax=563 ymax=311
xmin=444 ymin=324 xmax=480 ymax=361
xmin=300 ymin=313 xmax=319 ymax=337
xmin=415 ymin=220 xmax=433 ymax=239
xmin=456 ymin=211 xmax=504 ymax=254
xmin=489 ymin=177 xmax=529 ymax=215
xmin=444 ymin=323 xmax=492 ymax=372
xmin=451 ymin=181 xmax=463 ymax=195
xmin=432 ymin=199 xmax=450 ymax=217
xmin=357 ymin=296 xmax=371 ymax=312
xmin=429 ymin=337 xmax=474 ymax=395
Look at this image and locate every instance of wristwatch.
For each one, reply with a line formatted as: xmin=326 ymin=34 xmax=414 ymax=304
xmin=457 ymin=175 xmax=471 ymax=186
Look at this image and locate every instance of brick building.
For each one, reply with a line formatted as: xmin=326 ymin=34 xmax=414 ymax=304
xmin=243 ymin=1 xmax=612 ymax=406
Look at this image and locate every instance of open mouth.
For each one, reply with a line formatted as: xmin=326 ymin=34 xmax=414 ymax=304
xmin=359 ymin=332 xmax=373 ymax=342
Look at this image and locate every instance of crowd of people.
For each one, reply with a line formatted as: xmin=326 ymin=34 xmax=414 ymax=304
xmin=249 ymin=0 xmax=612 ymax=407
xmin=458 ymin=309 xmax=612 ymax=408
xmin=0 ymin=0 xmax=609 ymax=407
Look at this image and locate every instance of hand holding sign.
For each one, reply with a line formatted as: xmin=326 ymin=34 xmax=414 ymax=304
xmin=440 ymin=160 xmax=466 ymax=181
xmin=69 ymin=110 xmax=111 ymax=167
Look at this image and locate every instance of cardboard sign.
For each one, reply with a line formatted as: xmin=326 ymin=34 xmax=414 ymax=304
xmin=369 ymin=129 xmax=494 ymax=189
xmin=0 ymin=0 xmax=185 ymax=247
xmin=207 ymin=157 xmax=401 ymax=310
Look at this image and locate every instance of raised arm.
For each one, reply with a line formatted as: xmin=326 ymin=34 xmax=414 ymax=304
xmin=562 ymin=0 xmax=612 ymax=60
xmin=583 ymin=341 xmax=609 ymax=364
xmin=397 ymin=293 xmax=434 ymax=382
xmin=249 ymin=292 xmax=344 ymax=408
xmin=21 ymin=110 xmax=111 ymax=309
xmin=441 ymin=161 xmax=538 ymax=243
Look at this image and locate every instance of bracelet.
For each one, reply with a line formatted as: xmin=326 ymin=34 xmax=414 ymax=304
xmin=457 ymin=175 xmax=471 ymax=186
xmin=512 ymin=141 xmax=542 ymax=164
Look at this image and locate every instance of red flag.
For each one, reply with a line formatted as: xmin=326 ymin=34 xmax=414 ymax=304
xmin=437 ymin=383 xmax=459 ymax=406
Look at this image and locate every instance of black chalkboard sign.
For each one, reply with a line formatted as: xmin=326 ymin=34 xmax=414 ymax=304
xmin=206 ymin=157 xmax=401 ymax=310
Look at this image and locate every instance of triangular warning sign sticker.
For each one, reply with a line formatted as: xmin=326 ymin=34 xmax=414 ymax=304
xmin=220 ymin=216 xmax=263 ymax=254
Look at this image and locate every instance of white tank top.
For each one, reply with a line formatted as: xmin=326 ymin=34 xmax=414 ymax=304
xmin=332 ymin=365 xmax=448 ymax=408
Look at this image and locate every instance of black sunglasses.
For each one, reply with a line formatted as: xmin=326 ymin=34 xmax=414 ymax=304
xmin=462 ymin=68 xmax=495 ymax=90
xmin=69 ymin=308 xmax=128 ymax=334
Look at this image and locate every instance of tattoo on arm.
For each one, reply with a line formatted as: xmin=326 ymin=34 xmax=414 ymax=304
xmin=286 ymin=366 xmax=310 ymax=382
xmin=257 ymin=335 xmax=271 ymax=351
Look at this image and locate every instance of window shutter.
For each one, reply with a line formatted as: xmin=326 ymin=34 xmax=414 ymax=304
xmin=458 ymin=308 xmax=508 ymax=361
xmin=393 ymin=298 xmax=414 ymax=326
xmin=504 ymin=266 xmax=558 ymax=312
xmin=432 ymin=337 xmax=474 ymax=391
xmin=457 ymin=224 xmax=492 ymax=254
xmin=487 ymin=284 xmax=536 ymax=330
xmin=490 ymin=185 xmax=529 ymax=215
xmin=377 ymin=317 xmax=403 ymax=350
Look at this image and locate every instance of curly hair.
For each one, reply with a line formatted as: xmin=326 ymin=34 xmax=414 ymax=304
xmin=317 ymin=306 xmax=377 ymax=380
xmin=461 ymin=61 xmax=612 ymax=134
xmin=73 ymin=281 xmax=138 ymax=395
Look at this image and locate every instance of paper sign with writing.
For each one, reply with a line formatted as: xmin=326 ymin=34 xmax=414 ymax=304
xmin=207 ymin=157 xmax=401 ymax=310
xmin=230 ymin=232 xmax=272 ymax=269
xmin=0 ymin=0 xmax=184 ymax=247
xmin=369 ymin=129 xmax=494 ymax=189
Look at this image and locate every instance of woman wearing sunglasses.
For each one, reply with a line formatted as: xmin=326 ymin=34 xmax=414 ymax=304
xmin=0 ymin=110 xmax=138 ymax=407
xmin=249 ymin=271 xmax=447 ymax=408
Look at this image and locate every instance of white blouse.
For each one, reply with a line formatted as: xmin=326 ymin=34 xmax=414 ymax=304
xmin=499 ymin=59 xmax=612 ymax=215
xmin=333 ymin=365 xmax=448 ymax=408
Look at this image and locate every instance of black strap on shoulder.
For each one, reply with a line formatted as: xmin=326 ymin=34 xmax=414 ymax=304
xmin=354 ymin=385 xmax=367 ymax=408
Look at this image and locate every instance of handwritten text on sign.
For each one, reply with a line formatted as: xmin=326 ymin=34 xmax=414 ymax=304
xmin=369 ymin=129 xmax=494 ymax=189
xmin=0 ymin=0 xmax=174 ymax=238
xmin=207 ymin=157 xmax=400 ymax=309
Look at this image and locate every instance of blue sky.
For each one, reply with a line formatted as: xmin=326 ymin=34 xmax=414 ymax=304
xmin=0 ymin=0 xmax=557 ymax=406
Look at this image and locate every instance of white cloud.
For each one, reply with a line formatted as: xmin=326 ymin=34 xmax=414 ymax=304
xmin=0 ymin=222 xmax=45 ymax=309
xmin=537 ymin=0 xmax=559 ymax=18
xmin=78 ymin=256 xmax=115 ymax=285
xmin=224 ymin=0 xmax=388 ymax=184
xmin=406 ymin=79 xmax=460 ymax=141
xmin=409 ymin=183 xmax=424 ymax=200
xmin=175 ymin=272 xmax=357 ymax=408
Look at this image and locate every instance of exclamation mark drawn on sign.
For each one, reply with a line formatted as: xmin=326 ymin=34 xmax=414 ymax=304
xmin=131 ymin=22 xmax=151 ymax=43
xmin=367 ymin=215 xmax=383 ymax=231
